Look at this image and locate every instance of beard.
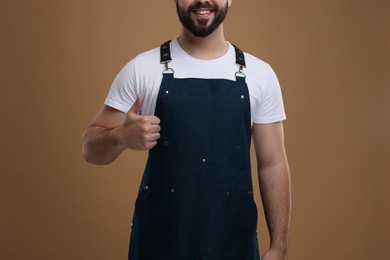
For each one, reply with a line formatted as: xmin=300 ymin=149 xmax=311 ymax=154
xmin=176 ymin=1 xmax=229 ymax=38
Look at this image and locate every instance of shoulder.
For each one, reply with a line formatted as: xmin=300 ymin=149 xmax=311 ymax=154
xmin=131 ymin=46 xmax=162 ymax=71
xmin=243 ymin=51 xmax=275 ymax=77
xmin=116 ymin=45 xmax=164 ymax=81
xmin=241 ymin=50 xmax=286 ymax=124
xmin=134 ymin=46 xmax=160 ymax=63
xmin=239 ymin=51 xmax=280 ymax=92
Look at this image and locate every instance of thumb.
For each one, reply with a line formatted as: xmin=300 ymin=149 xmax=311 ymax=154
xmin=128 ymin=95 xmax=142 ymax=115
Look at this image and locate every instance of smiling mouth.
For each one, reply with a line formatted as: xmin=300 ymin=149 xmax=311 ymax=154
xmin=193 ymin=9 xmax=214 ymax=16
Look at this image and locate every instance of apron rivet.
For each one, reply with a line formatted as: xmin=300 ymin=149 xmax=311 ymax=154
xmin=171 ymin=188 xmax=175 ymax=193
xmin=241 ymin=95 xmax=245 ymax=99
xmin=202 ymin=159 xmax=206 ymax=163
xmin=166 ymin=90 xmax=169 ymax=94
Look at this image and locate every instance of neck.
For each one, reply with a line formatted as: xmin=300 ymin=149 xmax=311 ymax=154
xmin=177 ymin=25 xmax=229 ymax=60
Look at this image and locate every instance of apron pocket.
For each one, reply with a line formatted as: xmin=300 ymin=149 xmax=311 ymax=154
xmin=129 ymin=186 xmax=176 ymax=259
xmin=223 ymin=192 xmax=260 ymax=260
xmin=164 ymin=96 xmax=243 ymax=162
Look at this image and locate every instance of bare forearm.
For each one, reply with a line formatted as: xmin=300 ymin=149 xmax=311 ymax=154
xmin=258 ymin=162 xmax=291 ymax=254
xmin=82 ymin=126 xmax=125 ymax=165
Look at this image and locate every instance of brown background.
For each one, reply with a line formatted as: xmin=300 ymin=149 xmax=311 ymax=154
xmin=1 ymin=0 xmax=389 ymax=259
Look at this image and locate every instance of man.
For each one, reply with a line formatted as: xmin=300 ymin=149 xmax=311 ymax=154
xmin=82 ymin=0 xmax=291 ymax=259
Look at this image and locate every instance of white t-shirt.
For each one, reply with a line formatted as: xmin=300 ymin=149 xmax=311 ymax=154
xmin=105 ymin=39 xmax=286 ymax=125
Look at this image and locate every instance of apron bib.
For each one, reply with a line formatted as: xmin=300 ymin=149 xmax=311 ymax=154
xmin=128 ymin=41 xmax=260 ymax=260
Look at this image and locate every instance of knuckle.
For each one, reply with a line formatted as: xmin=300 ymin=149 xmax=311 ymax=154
xmin=139 ymin=117 xmax=149 ymax=124
xmin=139 ymin=125 xmax=149 ymax=132
xmin=148 ymin=142 xmax=157 ymax=150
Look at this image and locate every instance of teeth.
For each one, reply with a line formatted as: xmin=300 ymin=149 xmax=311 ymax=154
xmin=196 ymin=10 xmax=210 ymax=15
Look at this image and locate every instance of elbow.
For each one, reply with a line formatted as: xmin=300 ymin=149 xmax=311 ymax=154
xmin=82 ymin=147 xmax=111 ymax=165
xmin=81 ymin=145 xmax=94 ymax=164
xmin=81 ymin=127 xmax=118 ymax=165
xmin=81 ymin=144 xmax=112 ymax=165
xmin=81 ymin=144 xmax=96 ymax=164
xmin=81 ymin=132 xmax=106 ymax=165
xmin=81 ymin=130 xmax=94 ymax=164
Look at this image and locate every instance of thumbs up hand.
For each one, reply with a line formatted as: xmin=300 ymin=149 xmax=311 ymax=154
xmin=119 ymin=95 xmax=161 ymax=151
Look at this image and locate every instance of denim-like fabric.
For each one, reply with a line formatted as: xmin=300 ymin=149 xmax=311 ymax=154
xmin=128 ymin=48 xmax=259 ymax=260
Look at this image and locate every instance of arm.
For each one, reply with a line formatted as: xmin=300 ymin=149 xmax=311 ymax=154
xmin=252 ymin=122 xmax=291 ymax=260
xmin=82 ymin=96 xmax=161 ymax=165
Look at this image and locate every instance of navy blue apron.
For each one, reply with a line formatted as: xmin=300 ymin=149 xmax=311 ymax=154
xmin=128 ymin=41 xmax=260 ymax=260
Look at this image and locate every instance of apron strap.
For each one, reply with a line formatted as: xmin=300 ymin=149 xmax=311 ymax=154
xmin=160 ymin=40 xmax=173 ymax=73
xmin=231 ymin=44 xmax=246 ymax=68
xmin=160 ymin=40 xmax=172 ymax=64
xmin=160 ymin=40 xmax=246 ymax=74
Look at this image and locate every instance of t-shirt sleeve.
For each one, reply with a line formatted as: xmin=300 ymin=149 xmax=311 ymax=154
xmin=104 ymin=59 xmax=137 ymax=113
xmin=253 ymin=66 xmax=287 ymax=124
